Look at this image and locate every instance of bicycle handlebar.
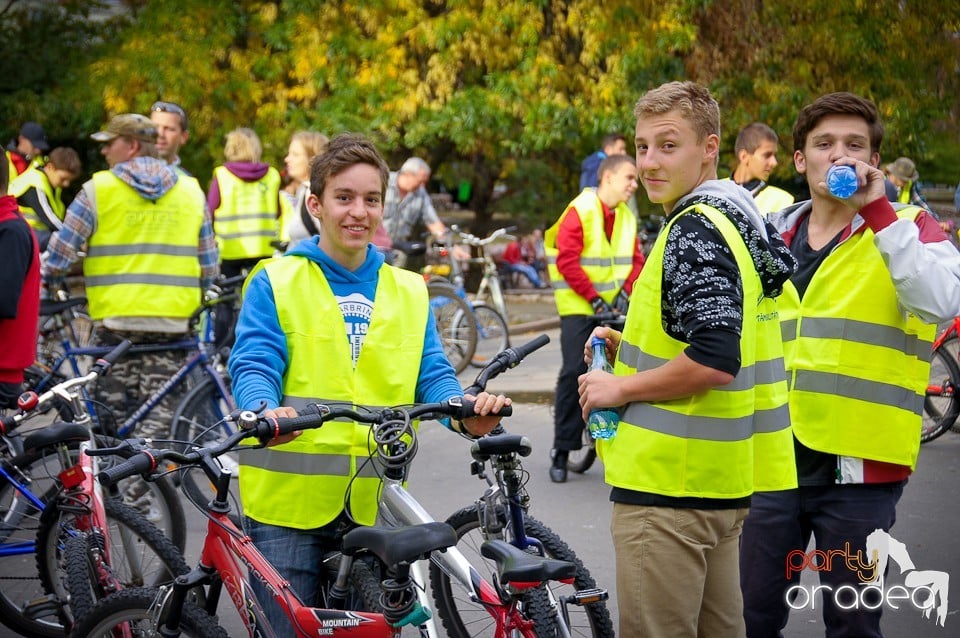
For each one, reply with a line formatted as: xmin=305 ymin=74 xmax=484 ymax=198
xmin=94 ymin=397 xmax=510 ymax=487
xmin=1 ymin=340 xmax=131 ymax=435
xmin=462 ymin=334 xmax=550 ymax=396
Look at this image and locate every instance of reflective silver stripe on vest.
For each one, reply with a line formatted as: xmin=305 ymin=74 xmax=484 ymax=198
xmin=621 ymin=401 xmax=789 ymax=441
xmin=792 ymin=369 xmax=924 ymax=416
xmin=242 ymin=448 xmax=384 ymax=478
xmin=217 ymin=230 xmax=278 ymax=240
xmin=218 ymin=212 xmax=276 ymax=222
xmin=550 ymin=280 xmax=617 ymax=292
xmin=780 ymin=318 xmax=797 ymax=343
xmin=85 ymin=274 xmax=199 ymax=287
xmin=87 ymin=244 xmax=198 ymax=257
xmin=579 ymin=257 xmax=634 ymax=266
xmin=617 ymin=340 xmax=786 ymax=391
xmin=799 ymin=317 xmax=932 ymax=362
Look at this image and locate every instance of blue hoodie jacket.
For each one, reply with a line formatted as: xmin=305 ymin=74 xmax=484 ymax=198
xmin=229 ymin=237 xmax=462 ymax=417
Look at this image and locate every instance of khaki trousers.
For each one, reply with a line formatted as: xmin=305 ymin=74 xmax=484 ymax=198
xmin=612 ymin=502 xmax=749 ymax=638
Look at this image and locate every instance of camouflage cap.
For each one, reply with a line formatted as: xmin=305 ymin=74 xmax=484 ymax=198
xmin=90 ymin=113 xmax=157 ymax=144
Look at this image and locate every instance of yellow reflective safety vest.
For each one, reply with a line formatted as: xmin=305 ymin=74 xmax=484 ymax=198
xmin=239 ymin=257 xmax=428 ymax=529
xmin=779 ymin=206 xmax=934 ymax=470
xmin=9 ymin=167 xmax=63 ymax=231
xmin=599 ymin=203 xmax=796 ymax=498
xmin=545 ymin=189 xmax=637 ymax=315
xmin=754 ymin=185 xmax=795 ymax=216
xmin=212 ymin=166 xmax=280 ymax=261
xmin=84 ymin=171 xmax=205 ymax=321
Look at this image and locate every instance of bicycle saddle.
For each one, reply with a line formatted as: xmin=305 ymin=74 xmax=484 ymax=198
xmin=40 ymin=296 xmax=87 ymax=316
xmin=341 ymin=522 xmax=456 ymax=566
xmin=23 ymin=422 xmax=90 ymax=452
xmin=480 ymin=540 xmax=577 ymax=585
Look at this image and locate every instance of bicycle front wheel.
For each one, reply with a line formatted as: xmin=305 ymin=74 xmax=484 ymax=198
xmin=170 ymin=377 xmax=237 ymax=509
xmin=69 ymin=587 xmax=227 ymax=638
xmin=429 ymin=283 xmax=477 ymax=374
xmin=923 ymin=342 xmax=960 ymax=443
xmin=464 ymin=302 xmax=510 ymax=368
xmin=430 ymin=506 xmax=614 ymax=638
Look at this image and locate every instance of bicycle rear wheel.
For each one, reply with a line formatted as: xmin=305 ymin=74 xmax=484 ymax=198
xmin=430 ymin=506 xmax=614 ymax=638
xmin=429 ymin=283 xmax=477 ymax=374
xmin=566 ymin=428 xmax=597 ymax=474
xmin=923 ymin=342 xmax=960 ymax=443
xmin=462 ymin=302 xmax=510 ymax=368
xmin=170 ymin=377 xmax=237 ymax=509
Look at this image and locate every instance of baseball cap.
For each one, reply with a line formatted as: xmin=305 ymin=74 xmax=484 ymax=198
xmin=885 ymin=156 xmax=919 ymax=182
xmin=90 ymin=114 xmax=158 ymax=144
xmin=20 ymin=121 xmax=49 ymax=152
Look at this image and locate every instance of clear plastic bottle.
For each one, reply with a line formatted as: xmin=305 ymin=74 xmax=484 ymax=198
xmin=826 ymin=164 xmax=858 ymax=199
xmin=587 ymin=336 xmax=619 ymax=440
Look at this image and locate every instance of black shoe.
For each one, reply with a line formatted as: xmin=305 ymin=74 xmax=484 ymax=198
xmin=550 ymin=451 xmax=568 ymax=483
xmin=549 ymin=465 xmax=568 ymax=483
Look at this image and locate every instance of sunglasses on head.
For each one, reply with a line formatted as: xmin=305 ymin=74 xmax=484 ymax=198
xmin=151 ymin=101 xmax=188 ymax=128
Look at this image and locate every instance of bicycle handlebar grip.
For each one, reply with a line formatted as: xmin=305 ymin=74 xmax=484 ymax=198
xmin=97 ymin=451 xmax=159 ymax=488
xmin=452 ymin=398 xmax=513 ymax=421
xmin=0 ymin=414 xmax=17 ymax=434
xmin=94 ymin=339 xmax=133 ymax=373
xmin=506 ymin=334 xmax=550 ymax=363
xmin=256 ymin=411 xmax=327 ymax=440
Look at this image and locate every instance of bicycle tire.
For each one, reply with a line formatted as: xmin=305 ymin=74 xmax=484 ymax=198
xmin=38 ymin=496 xmax=194 ymax=624
xmin=69 ymin=586 xmax=228 ymax=638
xmin=349 ymin=558 xmax=386 ymax=614
xmin=922 ymin=342 xmax=960 ymax=443
xmin=463 ymin=302 xmax=510 ymax=368
xmin=430 ymin=506 xmax=614 ymax=638
xmin=0 ymin=434 xmax=178 ymax=637
xmin=429 ymin=283 xmax=478 ymax=374
xmin=566 ymin=428 xmax=597 ymax=474
xmin=170 ymin=377 xmax=237 ymax=509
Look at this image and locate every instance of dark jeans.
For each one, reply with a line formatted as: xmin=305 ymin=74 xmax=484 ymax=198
xmin=553 ymin=315 xmax=595 ymax=451
xmin=740 ymin=483 xmax=904 ymax=638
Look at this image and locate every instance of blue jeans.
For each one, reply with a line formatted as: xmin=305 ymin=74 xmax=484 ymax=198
xmin=245 ymin=517 xmax=346 ymax=638
xmin=740 ymin=483 xmax=904 ymax=638
xmin=505 ymin=262 xmax=544 ymax=288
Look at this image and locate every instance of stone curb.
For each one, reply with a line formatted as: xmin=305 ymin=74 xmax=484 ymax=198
xmin=508 ymin=317 xmax=560 ymax=336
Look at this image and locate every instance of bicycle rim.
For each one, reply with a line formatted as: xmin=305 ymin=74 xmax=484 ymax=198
xmin=429 ymin=284 xmax=477 ymax=374
xmin=922 ymin=341 xmax=960 ymax=443
xmin=71 ymin=587 xmax=227 ymax=638
xmin=466 ymin=303 xmax=510 ymax=368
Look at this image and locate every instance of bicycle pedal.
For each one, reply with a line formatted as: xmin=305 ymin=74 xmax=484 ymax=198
xmin=21 ymin=594 xmax=65 ymax=621
xmin=569 ymin=588 xmax=608 ymax=605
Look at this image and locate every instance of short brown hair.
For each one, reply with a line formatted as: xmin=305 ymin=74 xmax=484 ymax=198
xmin=598 ymin=154 xmax=635 ymax=180
xmin=634 ymin=81 xmax=720 ymax=143
xmin=47 ymin=147 xmax=82 ymax=176
xmin=792 ymin=92 xmax=883 ymax=155
xmin=309 ymin=133 xmax=390 ymax=200
xmin=735 ymin=122 xmax=779 ymax=156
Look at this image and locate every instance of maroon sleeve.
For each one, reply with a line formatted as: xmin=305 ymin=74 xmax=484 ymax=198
xmin=555 ymin=207 xmax=599 ymax=301
xmin=623 ymin=237 xmax=646 ymax=294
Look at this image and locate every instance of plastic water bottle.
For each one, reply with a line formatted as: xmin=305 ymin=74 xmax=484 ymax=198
xmin=826 ymin=164 xmax=858 ymax=199
xmin=587 ymin=336 xmax=619 ymax=440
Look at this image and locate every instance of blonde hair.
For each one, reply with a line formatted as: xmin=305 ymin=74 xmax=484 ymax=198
xmin=224 ymin=127 xmax=262 ymax=163
xmin=634 ymin=81 xmax=720 ymax=143
xmin=290 ymin=130 xmax=329 ymax=160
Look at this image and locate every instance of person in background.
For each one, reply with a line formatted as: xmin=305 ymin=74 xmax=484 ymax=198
xmin=229 ymin=132 xmax=510 ymax=635
xmin=279 ymin=130 xmax=328 ymax=246
xmin=740 ymin=91 xmax=960 ymax=638
xmin=6 ymin=121 xmax=49 ymax=178
xmin=381 ymin=156 xmax=461 ymax=268
xmin=577 ymin=80 xmax=797 ymax=637
xmin=545 ymin=153 xmax=645 ymax=484
xmin=42 ymin=113 xmax=217 ymax=443
xmin=9 ymin=147 xmax=82 ymax=251
xmin=0 ymin=152 xmax=40 ymax=409
xmin=501 ymin=233 xmax=549 ymax=289
xmin=730 ymin=122 xmax=795 ymax=215
xmin=579 ymin=133 xmax=628 ymax=189
xmin=884 ymin=155 xmax=930 ymax=209
xmin=150 ymin=100 xmax=192 ymax=176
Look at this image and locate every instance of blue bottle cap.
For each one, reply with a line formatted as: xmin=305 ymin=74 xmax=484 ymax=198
xmin=826 ymin=164 xmax=858 ymax=199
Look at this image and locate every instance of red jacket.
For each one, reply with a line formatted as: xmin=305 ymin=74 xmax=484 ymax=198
xmin=0 ymin=196 xmax=40 ymax=383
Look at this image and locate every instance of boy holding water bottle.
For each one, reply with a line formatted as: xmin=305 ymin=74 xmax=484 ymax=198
xmin=740 ymin=91 xmax=960 ymax=637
